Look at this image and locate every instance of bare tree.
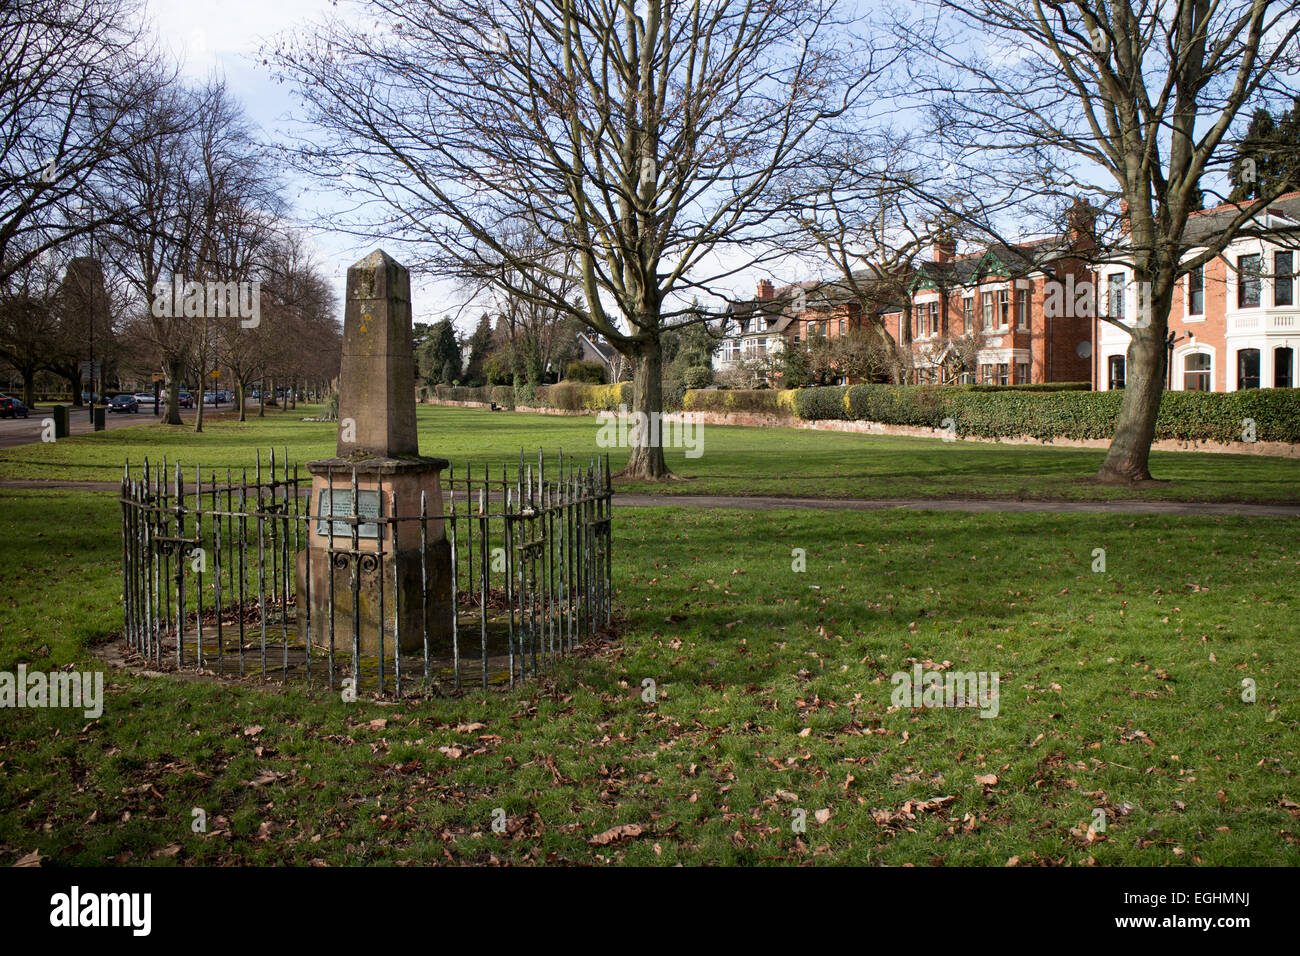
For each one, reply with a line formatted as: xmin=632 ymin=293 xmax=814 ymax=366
xmin=102 ymin=78 xmax=281 ymax=426
xmin=919 ymin=0 xmax=1300 ymax=483
xmin=236 ymin=231 xmax=339 ymax=421
xmin=0 ymin=0 xmax=168 ymax=284
xmin=782 ymin=133 xmax=951 ymax=380
xmin=272 ymin=0 xmax=874 ymax=478
xmin=473 ymin=228 xmax=586 ymax=390
xmin=0 ymin=246 xmax=60 ymax=405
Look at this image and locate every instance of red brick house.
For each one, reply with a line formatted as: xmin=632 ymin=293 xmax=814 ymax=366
xmin=1095 ymin=192 xmax=1300 ymax=393
xmin=880 ymin=207 xmax=1098 ymax=385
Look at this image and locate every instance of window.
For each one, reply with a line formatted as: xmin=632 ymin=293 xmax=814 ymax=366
xmin=1274 ymin=251 xmax=1294 ymax=307
xmin=1187 ymin=266 xmax=1204 ymax=316
xmin=838 ymin=318 xmax=846 ymax=337
xmin=1108 ymin=355 xmax=1125 ymax=390
xmin=997 ymin=290 xmax=1010 ymax=328
xmin=1237 ymin=348 xmax=1260 ymax=389
xmin=1107 ymin=273 xmax=1126 ymax=319
xmin=963 ymin=296 xmax=974 ymax=329
xmin=1183 ymin=352 xmax=1210 ymax=391
xmin=792 ymin=331 xmax=800 ymax=347
xmin=924 ymin=301 xmax=940 ymax=337
xmin=1275 ymin=347 xmax=1294 ymax=389
xmin=996 ymin=363 xmax=1009 ymax=385
xmin=981 ymin=292 xmax=995 ymax=331
xmin=1016 ymin=288 xmax=1030 ymax=330
xmin=1237 ymin=254 xmax=1261 ymax=308
xmin=979 ymin=363 xmax=993 ymax=384
xmin=1015 ymin=362 xmax=1030 ymax=384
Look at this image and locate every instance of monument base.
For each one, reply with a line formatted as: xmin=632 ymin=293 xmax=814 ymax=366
xmin=294 ymin=456 xmax=453 ymax=656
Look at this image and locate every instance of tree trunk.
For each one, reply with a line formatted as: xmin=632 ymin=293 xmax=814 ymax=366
xmin=623 ymin=339 xmax=669 ymax=480
xmin=55 ymin=368 xmax=83 ymax=406
xmin=163 ymin=360 xmax=183 ymax=425
xmin=194 ymin=373 xmax=205 ymax=433
xmin=18 ymin=364 xmax=36 ymax=408
xmin=1096 ymin=299 xmax=1168 ymax=483
xmin=237 ymin=379 xmax=247 ymax=422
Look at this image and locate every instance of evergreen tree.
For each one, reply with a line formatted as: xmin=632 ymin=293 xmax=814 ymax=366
xmin=416 ymin=318 xmax=462 ymax=386
xmin=1229 ymin=99 xmax=1300 ymax=202
xmin=463 ymin=313 xmax=493 ymax=385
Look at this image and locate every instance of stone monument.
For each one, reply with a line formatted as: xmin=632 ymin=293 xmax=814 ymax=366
xmin=296 ymin=250 xmax=452 ymax=656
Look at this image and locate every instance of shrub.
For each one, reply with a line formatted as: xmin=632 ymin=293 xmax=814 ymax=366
xmin=964 ymin=382 xmax=1092 ymax=393
xmin=433 ymin=384 xmax=493 ymax=404
xmin=793 ymin=385 xmax=851 ymax=421
xmin=682 ymin=365 xmax=714 ymax=390
xmin=541 ymin=382 xmax=584 ymax=411
xmin=514 ymin=382 xmax=541 ymax=407
xmin=582 ymin=382 xmax=633 ymax=411
xmin=683 ymin=389 xmax=786 ymax=415
xmin=815 ymin=383 xmax=1300 ymax=445
xmin=845 ymin=384 xmax=951 ymax=428
xmin=565 ymin=359 xmax=607 ymax=384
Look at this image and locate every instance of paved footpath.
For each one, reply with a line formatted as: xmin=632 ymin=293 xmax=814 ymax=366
xmin=3 ymin=479 xmax=1298 ymax=517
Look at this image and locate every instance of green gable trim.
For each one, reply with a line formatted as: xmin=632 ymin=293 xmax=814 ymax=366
xmin=976 ymin=251 xmax=1011 ymax=278
xmin=909 ymin=269 xmax=942 ymax=293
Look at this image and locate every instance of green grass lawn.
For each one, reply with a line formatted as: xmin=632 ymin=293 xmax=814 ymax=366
xmin=1 ymin=403 xmax=1297 ymax=503
xmin=1 ymin=486 xmax=1297 ymax=865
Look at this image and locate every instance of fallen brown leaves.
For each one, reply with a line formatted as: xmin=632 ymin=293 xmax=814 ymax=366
xmin=870 ymin=795 xmax=956 ymax=831
xmin=588 ymin=823 xmax=644 ymax=846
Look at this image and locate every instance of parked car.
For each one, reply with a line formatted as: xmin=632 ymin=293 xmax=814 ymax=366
xmin=133 ymin=392 xmax=155 ymax=404
xmin=80 ymin=391 xmax=102 ymax=404
xmin=108 ymin=394 xmax=139 ymax=414
xmin=0 ymin=395 xmax=29 ymax=418
xmin=177 ymin=391 xmax=194 ymax=408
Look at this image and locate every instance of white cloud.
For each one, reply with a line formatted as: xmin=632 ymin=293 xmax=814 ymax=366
xmin=145 ymin=0 xmax=330 ymax=72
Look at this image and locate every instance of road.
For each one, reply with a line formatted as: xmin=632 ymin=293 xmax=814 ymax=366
xmin=0 ymin=401 xmax=250 ymax=449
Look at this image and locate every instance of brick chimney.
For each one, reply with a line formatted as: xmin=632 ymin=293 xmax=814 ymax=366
xmin=757 ymin=279 xmax=775 ymax=300
xmin=933 ymin=236 xmax=957 ymax=264
xmin=1119 ymin=200 xmax=1131 ymax=235
xmin=1067 ymin=198 xmax=1096 ymax=248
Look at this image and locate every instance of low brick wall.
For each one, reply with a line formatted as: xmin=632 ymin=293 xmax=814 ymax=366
xmin=421 ymin=399 xmax=1300 ymax=458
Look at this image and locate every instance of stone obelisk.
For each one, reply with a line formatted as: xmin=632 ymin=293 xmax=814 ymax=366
xmin=296 ymin=250 xmax=452 ymax=657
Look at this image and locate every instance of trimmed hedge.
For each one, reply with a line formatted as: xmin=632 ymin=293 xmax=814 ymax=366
xmin=964 ymin=382 xmax=1092 ymax=393
xmin=533 ymin=381 xmax=633 ymax=411
xmin=793 ymin=385 xmax=850 ymax=421
xmin=846 ymin=384 xmax=948 ymax=427
xmin=432 ymin=384 xmax=493 ymax=404
xmin=683 ymin=389 xmax=788 ymax=415
xmin=815 ymin=383 xmax=1300 ymax=444
xmin=438 ymin=379 xmax=1300 ymax=445
xmin=583 ymin=382 xmax=633 ymax=410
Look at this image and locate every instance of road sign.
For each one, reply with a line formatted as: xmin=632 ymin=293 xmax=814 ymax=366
xmin=152 ymin=372 xmax=164 ymax=382
xmin=210 ymin=370 xmax=221 ymax=379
